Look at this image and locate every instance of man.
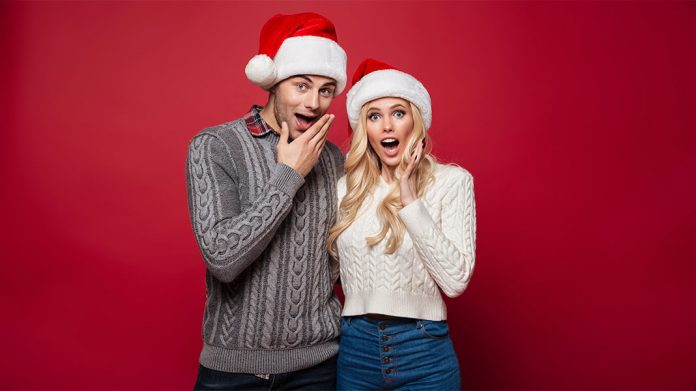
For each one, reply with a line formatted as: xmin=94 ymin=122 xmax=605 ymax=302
xmin=186 ymin=13 xmax=347 ymax=390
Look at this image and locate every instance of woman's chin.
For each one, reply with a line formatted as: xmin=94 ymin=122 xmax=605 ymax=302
xmin=379 ymin=157 xmax=401 ymax=171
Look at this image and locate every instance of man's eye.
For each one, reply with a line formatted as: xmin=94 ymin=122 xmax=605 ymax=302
xmin=320 ymin=88 xmax=333 ymax=96
xmin=297 ymin=83 xmax=307 ymax=90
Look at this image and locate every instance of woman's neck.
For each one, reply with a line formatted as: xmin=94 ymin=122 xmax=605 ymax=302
xmin=381 ymin=166 xmax=396 ymax=183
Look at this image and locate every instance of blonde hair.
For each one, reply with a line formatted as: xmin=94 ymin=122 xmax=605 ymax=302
xmin=328 ymin=102 xmax=435 ymax=257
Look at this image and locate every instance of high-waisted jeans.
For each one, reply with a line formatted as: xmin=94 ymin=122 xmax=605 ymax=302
xmin=337 ymin=315 xmax=460 ymax=390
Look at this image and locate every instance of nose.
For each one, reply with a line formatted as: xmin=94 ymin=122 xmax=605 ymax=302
xmin=304 ymin=90 xmax=320 ymax=110
xmin=383 ymin=117 xmax=393 ymax=132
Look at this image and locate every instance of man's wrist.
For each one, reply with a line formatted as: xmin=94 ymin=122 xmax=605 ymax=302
xmin=270 ymin=163 xmax=305 ymax=196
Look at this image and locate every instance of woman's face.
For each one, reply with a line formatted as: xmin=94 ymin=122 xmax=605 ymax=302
xmin=364 ymin=97 xmax=414 ymax=171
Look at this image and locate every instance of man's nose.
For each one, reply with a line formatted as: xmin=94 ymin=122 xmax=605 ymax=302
xmin=304 ymin=90 xmax=320 ymax=110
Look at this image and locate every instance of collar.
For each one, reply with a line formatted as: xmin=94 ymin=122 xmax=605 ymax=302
xmin=243 ymin=105 xmax=275 ymax=137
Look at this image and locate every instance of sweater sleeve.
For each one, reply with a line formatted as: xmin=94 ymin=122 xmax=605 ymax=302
xmin=186 ymin=133 xmax=304 ymax=283
xmin=330 ymin=175 xmax=348 ymax=285
xmin=398 ymin=170 xmax=476 ymax=297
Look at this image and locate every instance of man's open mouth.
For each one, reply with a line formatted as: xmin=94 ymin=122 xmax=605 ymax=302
xmin=295 ymin=113 xmax=318 ymax=130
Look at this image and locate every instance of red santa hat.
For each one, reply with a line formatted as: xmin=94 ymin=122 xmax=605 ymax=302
xmin=346 ymin=58 xmax=432 ymax=130
xmin=245 ymin=13 xmax=347 ymax=94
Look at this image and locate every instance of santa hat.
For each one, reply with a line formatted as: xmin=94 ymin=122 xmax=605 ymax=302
xmin=245 ymin=13 xmax=347 ymax=94
xmin=346 ymin=58 xmax=432 ymax=130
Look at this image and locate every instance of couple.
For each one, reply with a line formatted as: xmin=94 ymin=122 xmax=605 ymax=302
xmin=186 ymin=12 xmax=476 ymax=391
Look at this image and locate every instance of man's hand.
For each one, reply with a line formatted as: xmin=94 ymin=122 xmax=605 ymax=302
xmin=276 ymin=114 xmax=334 ymax=177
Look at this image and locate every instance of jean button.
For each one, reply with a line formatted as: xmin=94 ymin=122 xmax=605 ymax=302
xmin=383 ymin=356 xmax=391 ymax=364
xmin=381 ymin=335 xmax=389 ymax=342
xmin=382 ymin=346 xmax=390 ymax=352
xmin=385 ymin=368 xmax=392 ymax=374
xmin=379 ymin=323 xmax=387 ymax=330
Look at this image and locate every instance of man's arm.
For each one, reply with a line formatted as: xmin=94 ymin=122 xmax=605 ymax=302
xmin=186 ymin=115 xmax=335 ymax=283
xmin=186 ymin=133 xmax=303 ymax=283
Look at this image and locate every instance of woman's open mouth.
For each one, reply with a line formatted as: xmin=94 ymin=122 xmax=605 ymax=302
xmin=380 ymin=138 xmax=400 ymax=157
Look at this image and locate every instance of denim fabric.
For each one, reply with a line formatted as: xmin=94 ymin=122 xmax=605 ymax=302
xmin=337 ymin=316 xmax=460 ymax=390
xmin=193 ymin=355 xmax=337 ymax=390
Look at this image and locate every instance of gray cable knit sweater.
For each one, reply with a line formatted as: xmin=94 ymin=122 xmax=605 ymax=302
xmin=186 ymin=110 xmax=344 ymax=374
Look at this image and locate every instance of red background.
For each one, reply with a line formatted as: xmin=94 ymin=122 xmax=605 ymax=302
xmin=1 ymin=1 xmax=695 ymax=389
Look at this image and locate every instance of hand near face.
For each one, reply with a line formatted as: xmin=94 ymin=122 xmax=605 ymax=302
xmin=276 ymin=114 xmax=334 ymax=177
xmin=400 ymin=139 xmax=425 ymax=206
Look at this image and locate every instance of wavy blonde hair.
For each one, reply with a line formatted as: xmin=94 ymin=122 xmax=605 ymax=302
xmin=328 ymin=101 xmax=435 ymax=257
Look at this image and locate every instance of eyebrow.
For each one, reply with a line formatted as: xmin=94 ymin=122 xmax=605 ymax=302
xmin=295 ymin=76 xmax=337 ymax=89
xmin=367 ymin=103 xmax=406 ymax=112
xmin=295 ymin=75 xmax=313 ymax=85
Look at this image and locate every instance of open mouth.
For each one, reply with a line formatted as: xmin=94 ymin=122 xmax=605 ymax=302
xmin=380 ymin=138 xmax=400 ymax=156
xmin=295 ymin=113 xmax=318 ymax=131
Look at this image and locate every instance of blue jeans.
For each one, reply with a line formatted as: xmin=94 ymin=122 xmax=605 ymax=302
xmin=193 ymin=355 xmax=337 ymax=390
xmin=337 ymin=316 xmax=460 ymax=390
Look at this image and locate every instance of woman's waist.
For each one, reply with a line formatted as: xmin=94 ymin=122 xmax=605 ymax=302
xmin=342 ymin=289 xmax=447 ymax=321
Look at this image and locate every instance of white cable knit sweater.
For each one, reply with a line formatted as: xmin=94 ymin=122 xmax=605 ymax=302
xmin=335 ymin=163 xmax=476 ymax=321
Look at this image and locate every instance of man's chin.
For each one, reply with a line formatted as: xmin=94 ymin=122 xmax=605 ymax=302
xmin=288 ymin=128 xmax=305 ymax=141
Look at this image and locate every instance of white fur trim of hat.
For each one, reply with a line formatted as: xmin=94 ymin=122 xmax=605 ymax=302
xmin=346 ymin=69 xmax=432 ymax=130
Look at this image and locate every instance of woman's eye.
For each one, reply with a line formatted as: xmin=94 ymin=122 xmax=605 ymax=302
xmin=393 ymin=110 xmax=405 ymax=119
xmin=368 ymin=113 xmax=380 ymax=121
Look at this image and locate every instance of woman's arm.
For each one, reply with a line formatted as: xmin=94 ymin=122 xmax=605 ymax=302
xmin=399 ymin=170 xmax=476 ymax=297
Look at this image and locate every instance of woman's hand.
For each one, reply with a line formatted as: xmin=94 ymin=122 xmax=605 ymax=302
xmin=400 ymin=139 xmax=425 ymax=206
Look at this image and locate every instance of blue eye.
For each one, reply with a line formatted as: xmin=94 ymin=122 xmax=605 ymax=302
xmin=368 ymin=113 xmax=381 ymax=121
xmin=394 ymin=110 xmax=405 ymax=119
xmin=320 ymin=88 xmax=334 ymax=96
xmin=297 ymin=83 xmax=307 ymax=90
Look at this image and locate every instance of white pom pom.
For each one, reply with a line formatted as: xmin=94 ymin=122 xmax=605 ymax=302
xmin=245 ymin=54 xmax=276 ymax=88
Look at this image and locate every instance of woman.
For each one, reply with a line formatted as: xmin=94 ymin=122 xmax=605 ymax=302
xmin=327 ymin=59 xmax=476 ymax=390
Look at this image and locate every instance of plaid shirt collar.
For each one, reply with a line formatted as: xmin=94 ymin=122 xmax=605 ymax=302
xmin=243 ymin=105 xmax=275 ymax=137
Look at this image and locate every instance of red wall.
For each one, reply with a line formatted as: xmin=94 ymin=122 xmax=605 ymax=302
xmin=1 ymin=2 xmax=695 ymax=389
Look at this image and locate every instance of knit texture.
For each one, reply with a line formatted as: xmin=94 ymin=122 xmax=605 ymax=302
xmin=335 ymin=163 xmax=476 ymax=321
xmin=186 ymin=115 xmax=344 ymax=374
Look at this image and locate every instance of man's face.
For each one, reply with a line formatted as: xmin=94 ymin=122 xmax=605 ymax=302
xmin=272 ymin=75 xmax=337 ymax=139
